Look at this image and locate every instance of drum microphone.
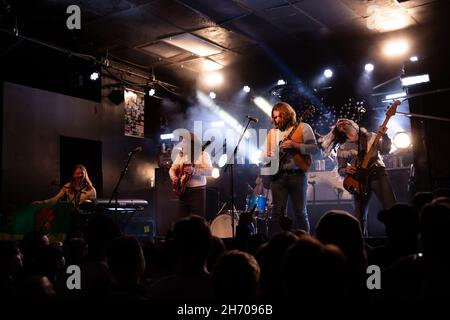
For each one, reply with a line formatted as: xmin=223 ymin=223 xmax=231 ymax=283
xmin=246 ymin=115 xmax=259 ymax=123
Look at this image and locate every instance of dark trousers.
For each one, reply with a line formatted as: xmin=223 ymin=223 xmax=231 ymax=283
xmin=178 ymin=186 xmax=206 ymax=219
xmin=354 ymin=168 xmax=396 ymax=236
xmin=270 ymin=170 xmax=310 ymax=234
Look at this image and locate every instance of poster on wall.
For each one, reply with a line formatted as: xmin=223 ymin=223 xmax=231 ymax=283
xmin=124 ymin=89 xmax=145 ymax=138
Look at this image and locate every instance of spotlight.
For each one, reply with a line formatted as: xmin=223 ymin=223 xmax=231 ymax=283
xmin=160 ymin=133 xmax=174 ymax=140
xmin=204 ymin=72 xmax=223 ymax=86
xmin=253 ymin=96 xmax=272 ymax=117
xmin=400 ymin=74 xmax=430 ymax=86
xmin=383 ymin=39 xmax=409 ymax=57
xmin=323 ymin=69 xmax=333 ymax=78
xmin=203 ymin=59 xmax=223 ymax=71
xmin=385 ymin=92 xmax=406 ymax=100
xmin=211 ymin=168 xmax=220 ymax=179
xmin=149 ymin=88 xmax=156 ymax=96
xmin=393 ymin=132 xmax=411 ymax=149
xmin=209 ymin=91 xmax=216 ymax=99
xmin=90 ymin=72 xmax=99 ymax=81
xmin=277 ymin=79 xmax=286 ymax=85
xmin=365 ymin=63 xmax=374 ymax=72
xmin=409 ymin=56 xmax=418 ymax=62
xmin=243 ymin=85 xmax=250 ymax=93
xmin=218 ymin=154 xmax=228 ymax=168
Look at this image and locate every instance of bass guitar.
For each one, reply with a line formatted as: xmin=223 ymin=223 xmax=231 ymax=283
xmin=343 ymin=100 xmax=400 ymax=195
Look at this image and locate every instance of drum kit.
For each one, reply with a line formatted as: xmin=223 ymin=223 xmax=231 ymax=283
xmin=209 ymin=194 xmax=272 ymax=238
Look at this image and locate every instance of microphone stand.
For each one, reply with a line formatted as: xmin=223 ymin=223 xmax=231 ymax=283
xmin=108 ymin=150 xmax=138 ymax=212
xmin=223 ymin=118 xmax=253 ymax=238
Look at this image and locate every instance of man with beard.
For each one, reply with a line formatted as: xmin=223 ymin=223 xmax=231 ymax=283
xmin=261 ymin=102 xmax=319 ymax=234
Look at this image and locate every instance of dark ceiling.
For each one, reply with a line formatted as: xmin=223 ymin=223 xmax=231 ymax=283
xmin=1 ymin=0 xmax=449 ymax=90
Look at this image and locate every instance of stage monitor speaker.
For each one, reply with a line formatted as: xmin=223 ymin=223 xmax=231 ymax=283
xmin=154 ymin=168 xmax=179 ymax=237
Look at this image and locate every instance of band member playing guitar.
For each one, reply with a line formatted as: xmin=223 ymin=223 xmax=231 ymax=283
xmin=261 ymin=102 xmax=319 ymax=233
xmin=320 ymin=101 xmax=399 ymax=235
xmin=169 ymin=132 xmax=212 ymax=218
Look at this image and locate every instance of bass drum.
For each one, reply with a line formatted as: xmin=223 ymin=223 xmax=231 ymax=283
xmin=210 ymin=212 xmax=255 ymax=238
xmin=210 ymin=213 xmax=238 ymax=238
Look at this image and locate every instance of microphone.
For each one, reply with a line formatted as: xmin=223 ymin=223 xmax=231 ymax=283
xmin=246 ymin=115 xmax=259 ymax=123
xmin=202 ymin=140 xmax=212 ymax=151
xmin=129 ymin=146 xmax=143 ymax=156
xmin=357 ymin=107 xmax=366 ymax=114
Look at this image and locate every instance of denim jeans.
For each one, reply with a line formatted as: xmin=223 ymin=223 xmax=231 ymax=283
xmin=354 ymin=168 xmax=396 ymax=236
xmin=270 ymin=170 xmax=310 ymax=234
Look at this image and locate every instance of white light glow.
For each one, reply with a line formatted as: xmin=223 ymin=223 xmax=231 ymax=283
xmin=203 ymin=72 xmax=223 ymax=86
xmin=253 ymin=96 xmax=272 ymax=117
xmin=209 ymin=91 xmax=216 ymax=99
xmin=410 ymin=56 xmax=418 ymax=62
xmin=401 ymin=74 xmax=430 ymax=86
xmin=250 ymin=150 xmax=261 ymax=164
xmin=149 ymin=88 xmax=156 ymax=96
xmin=90 ymin=72 xmax=99 ymax=81
xmin=393 ymin=132 xmax=411 ymax=149
xmin=365 ymin=63 xmax=374 ymax=72
xmin=383 ymin=40 xmax=409 ymax=57
xmin=324 ymin=69 xmax=333 ymax=78
xmin=218 ymin=154 xmax=228 ymax=168
xmin=160 ymin=133 xmax=174 ymax=140
xmin=243 ymin=85 xmax=250 ymax=93
xmin=277 ymin=79 xmax=286 ymax=85
xmin=211 ymin=168 xmax=220 ymax=179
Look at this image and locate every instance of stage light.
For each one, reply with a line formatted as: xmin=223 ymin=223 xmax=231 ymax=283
xmin=323 ymin=69 xmax=333 ymax=78
xmin=209 ymin=91 xmax=216 ymax=99
xmin=211 ymin=168 xmax=220 ymax=179
xmin=409 ymin=56 xmax=418 ymax=62
xmin=383 ymin=39 xmax=409 ymax=57
xmin=277 ymin=79 xmax=286 ymax=85
xmin=393 ymin=132 xmax=411 ymax=149
xmin=204 ymin=72 xmax=223 ymax=86
xmin=243 ymin=85 xmax=250 ymax=93
xmin=365 ymin=63 xmax=374 ymax=72
xmin=149 ymin=88 xmax=156 ymax=96
xmin=160 ymin=133 xmax=174 ymax=140
xmin=400 ymin=74 xmax=430 ymax=86
xmin=218 ymin=154 xmax=228 ymax=168
xmin=90 ymin=72 xmax=99 ymax=81
xmin=211 ymin=121 xmax=225 ymax=127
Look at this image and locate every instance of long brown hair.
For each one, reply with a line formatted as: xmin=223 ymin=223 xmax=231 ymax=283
xmin=272 ymin=102 xmax=297 ymax=129
xmin=70 ymin=164 xmax=94 ymax=191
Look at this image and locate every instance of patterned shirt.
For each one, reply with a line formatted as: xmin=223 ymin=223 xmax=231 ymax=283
xmin=337 ymin=131 xmax=391 ymax=177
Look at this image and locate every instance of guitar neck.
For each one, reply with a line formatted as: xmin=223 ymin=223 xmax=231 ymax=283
xmin=360 ymin=116 xmax=391 ymax=168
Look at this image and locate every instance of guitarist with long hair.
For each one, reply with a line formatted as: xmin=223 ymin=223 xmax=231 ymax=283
xmin=169 ymin=132 xmax=212 ymax=219
xmin=320 ymin=117 xmax=396 ymax=236
xmin=261 ymin=102 xmax=319 ymax=234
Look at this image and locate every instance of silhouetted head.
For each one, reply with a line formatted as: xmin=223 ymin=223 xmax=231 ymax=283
xmin=420 ymin=202 xmax=450 ymax=259
xmin=378 ymin=203 xmax=419 ymax=245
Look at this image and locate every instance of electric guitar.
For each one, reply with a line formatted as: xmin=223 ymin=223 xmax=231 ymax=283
xmin=275 ymin=105 xmax=315 ymax=174
xmin=343 ymin=100 xmax=400 ymax=195
xmin=172 ymin=140 xmax=211 ymax=196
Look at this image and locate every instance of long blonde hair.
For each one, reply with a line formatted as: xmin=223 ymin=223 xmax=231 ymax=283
xmin=69 ymin=164 xmax=94 ymax=191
